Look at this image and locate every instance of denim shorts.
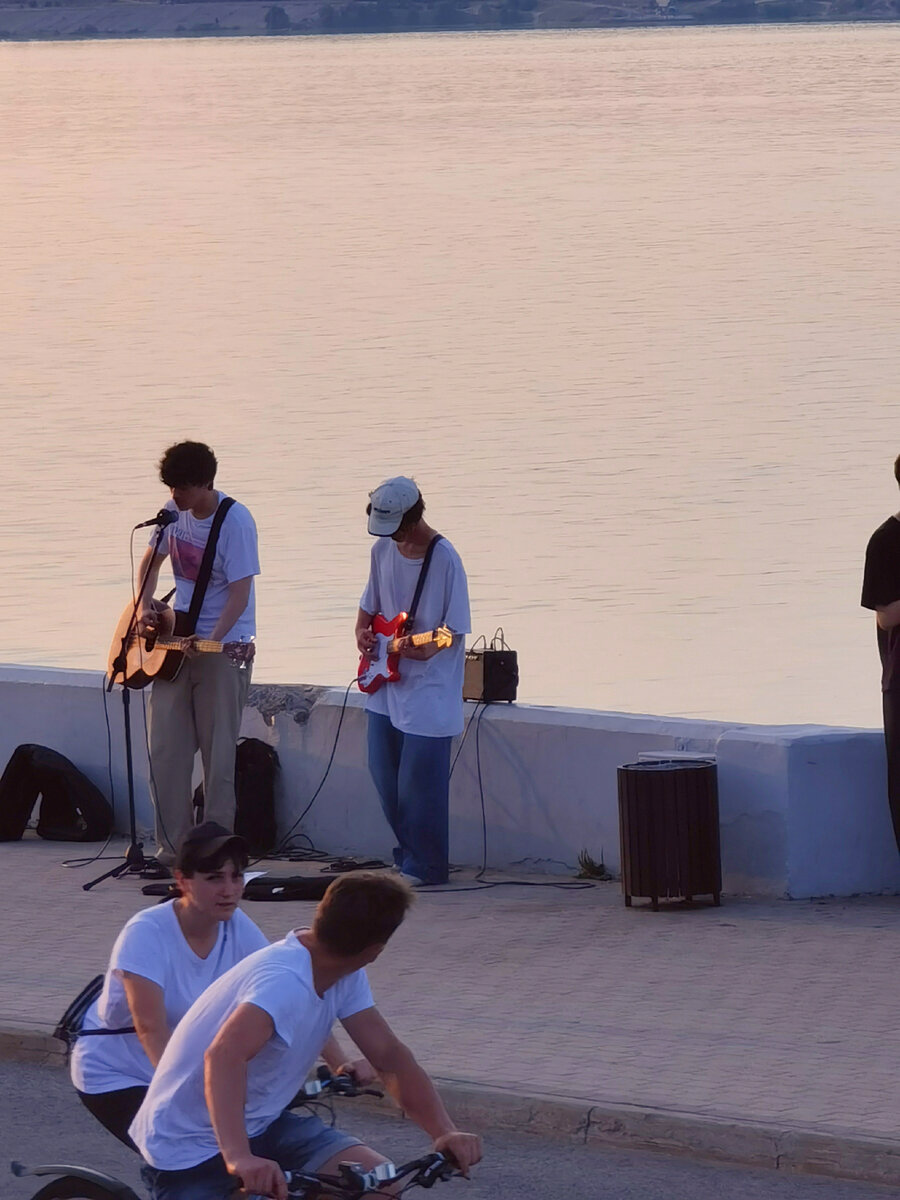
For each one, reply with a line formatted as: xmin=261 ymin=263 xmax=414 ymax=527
xmin=140 ymin=1110 xmax=362 ymax=1200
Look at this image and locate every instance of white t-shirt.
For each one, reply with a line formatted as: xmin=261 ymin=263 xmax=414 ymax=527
xmin=130 ymin=932 xmax=374 ymax=1170
xmin=150 ymin=492 xmax=260 ymax=641
xmin=70 ymin=902 xmax=268 ymax=1095
xmin=360 ymin=537 xmax=471 ymax=738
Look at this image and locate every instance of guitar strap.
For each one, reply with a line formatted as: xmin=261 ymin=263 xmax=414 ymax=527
xmin=174 ymin=497 xmax=237 ymax=637
xmin=403 ymin=534 xmax=443 ymax=634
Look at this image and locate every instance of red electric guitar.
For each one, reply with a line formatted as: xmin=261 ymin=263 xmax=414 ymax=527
xmin=357 ymin=612 xmax=453 ymax=694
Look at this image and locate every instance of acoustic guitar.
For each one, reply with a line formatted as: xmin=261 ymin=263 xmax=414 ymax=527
xmin=357 ymin=611 xmax=453 ymax=694
xmin=107 ymin=602 xmax=254 ymax=689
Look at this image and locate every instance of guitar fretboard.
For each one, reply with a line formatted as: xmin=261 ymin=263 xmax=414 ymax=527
xmin=387 ymin=628 xmax=451 ymax=653
xmin=155 ymin=637 xmax=223 ymax=653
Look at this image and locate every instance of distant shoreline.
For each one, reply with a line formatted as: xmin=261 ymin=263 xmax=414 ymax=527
xmin=0 ymin=0 xmax=898 ymax=44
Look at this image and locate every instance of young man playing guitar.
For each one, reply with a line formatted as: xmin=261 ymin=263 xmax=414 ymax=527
xmin=355 ymin=478 xmax=470 ymax=887
xmin=137 ymin=441 xmax=260 ymax=875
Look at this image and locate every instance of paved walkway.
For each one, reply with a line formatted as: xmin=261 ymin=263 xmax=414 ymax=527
xmin=2 ymin=837 xmax=899 ymax=1180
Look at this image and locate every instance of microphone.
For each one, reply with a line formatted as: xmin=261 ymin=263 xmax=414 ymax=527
xmin=134 ymin=509 xmax=179 ymax=530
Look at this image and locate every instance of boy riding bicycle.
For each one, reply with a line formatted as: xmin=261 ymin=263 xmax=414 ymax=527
xmin=129 ymin=872 xmax=482 ymax=1200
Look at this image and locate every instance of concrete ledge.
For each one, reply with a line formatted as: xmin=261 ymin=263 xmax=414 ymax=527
xmin=420 ymin=1081 xmax=900 ymax=1187
xmin=2 ymin=664 xmax=899 ymax=897
xmin=5 ymin=1025 xmax=900 ymax=1186
xmin=0 ymin=1025 xmax=65 ymax=1068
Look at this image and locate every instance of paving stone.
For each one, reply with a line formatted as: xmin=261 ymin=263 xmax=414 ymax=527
xmin=2 ymin=836 xmax=899 ymax=1177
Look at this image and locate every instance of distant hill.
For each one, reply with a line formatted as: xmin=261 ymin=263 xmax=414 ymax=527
xmin=0 ymin=0 xmax=897 ymax=41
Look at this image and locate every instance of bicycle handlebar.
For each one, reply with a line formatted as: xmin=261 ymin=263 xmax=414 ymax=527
xmin=300 ymin=1066 xmax=385 ymax=1101
xmin=283 ymin=1152 xmax=456 ymax=1196
xmin=232 ymin=1151 xmax=457 ymax=1198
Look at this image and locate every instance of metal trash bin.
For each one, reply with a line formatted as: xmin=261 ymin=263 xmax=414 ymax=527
xmin=617 ymin=759 xmax=721 ymax=910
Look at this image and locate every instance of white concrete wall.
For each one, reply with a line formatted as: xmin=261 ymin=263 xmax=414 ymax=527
xmin=0 ymin=665 xmax=898 ymax=899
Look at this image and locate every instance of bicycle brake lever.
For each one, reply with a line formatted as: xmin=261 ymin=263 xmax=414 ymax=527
xmin=407 ymin=1155 xmax=456 ymax=1189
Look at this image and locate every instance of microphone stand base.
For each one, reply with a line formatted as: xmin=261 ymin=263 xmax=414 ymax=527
xmin=83 ymin=840 xmax=155 ymax=891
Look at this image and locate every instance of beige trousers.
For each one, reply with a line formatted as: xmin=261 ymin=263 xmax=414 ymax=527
xmin=147 ymin=652 xmax=252 ymax=863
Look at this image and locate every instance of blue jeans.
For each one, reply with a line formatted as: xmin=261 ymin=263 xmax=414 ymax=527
xmin=140 ymin=1110 xmax=360 ymax=1200
xmin=367 ymin=711 xmax=451 ymax=885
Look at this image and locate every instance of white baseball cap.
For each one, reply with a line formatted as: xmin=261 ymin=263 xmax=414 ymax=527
xmin=367 ymin=476 xmax=421 ymax=536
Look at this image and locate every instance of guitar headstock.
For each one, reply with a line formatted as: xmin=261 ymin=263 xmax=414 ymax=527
xmin=225 ymin=642 xmax=256 ymax=668
xmin=434 ymin=626 xmax=453 ymax=650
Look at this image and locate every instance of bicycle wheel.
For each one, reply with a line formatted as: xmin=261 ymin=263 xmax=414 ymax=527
xmin=28 ymin=1177 xmax=123 ymax=1200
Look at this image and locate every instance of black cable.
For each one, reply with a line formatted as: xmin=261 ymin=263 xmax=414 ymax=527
xmin=133 ymin=529 xmax=180 ymax=864
xmin=448 ymin=700 xmax=484 ymax=780
xmin=71 ymin=524 xmax=177 ymax=871
xmin=252 ymin=678 xmax=357 ymax=866
xmin=62 ymin=676 xmax=120 ymax=868
xmin=254 ymin=677 xmax=595 ymax=894
xmin=432 ymin=702 xmax=596 ymax=894
xmin=474 ymin=702 xmax=488 ymax=879
xmin=296 ymin=1098 xmax=337 ymax=1127
xmin=420 ymin=878 xmax=596 ymax=893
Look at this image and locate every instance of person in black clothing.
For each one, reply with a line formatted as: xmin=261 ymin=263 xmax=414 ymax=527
xmin=861 ymin=452 xmax=900 ymax=855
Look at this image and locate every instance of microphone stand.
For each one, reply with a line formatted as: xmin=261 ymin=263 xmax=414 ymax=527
xmin=84 ymin=519 xmax=172 ymax=891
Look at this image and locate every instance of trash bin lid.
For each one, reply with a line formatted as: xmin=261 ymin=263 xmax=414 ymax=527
xmin=619 ymin=758 xmax=715 ymax=772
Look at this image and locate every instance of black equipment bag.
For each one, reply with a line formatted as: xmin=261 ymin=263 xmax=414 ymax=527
xmin=0 ymin=744 xmax=113 ymax=842
xmin=53 ymin=974 xmax=135 ymax=1060
xmin=193 ymin=737 xmax=279 ymax=857
xmin=242 ymin=874 xmax=332 ymax=902
xmin=234 ymin=737 xmax=279 ymax=855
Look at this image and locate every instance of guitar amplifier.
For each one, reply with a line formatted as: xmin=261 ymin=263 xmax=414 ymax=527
xmin=464 ymin=646 xmax=518 ymax=703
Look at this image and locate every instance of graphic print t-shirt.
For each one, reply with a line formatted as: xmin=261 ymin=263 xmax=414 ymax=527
xmin=150 ymin=492 xmax=260 ymax=641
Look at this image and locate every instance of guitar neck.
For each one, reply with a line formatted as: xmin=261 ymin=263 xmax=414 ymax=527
xmin=388 ymin=629 xmax=444 ymax=652
xmin=156 ymin=637 xmax=222 ymax=654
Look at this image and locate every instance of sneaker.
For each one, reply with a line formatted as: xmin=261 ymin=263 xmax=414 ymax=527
xmin=398 ymin=872 xmax=425 ymax=888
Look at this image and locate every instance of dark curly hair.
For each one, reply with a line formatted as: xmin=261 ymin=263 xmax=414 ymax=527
xmin=159 ymin=441 xmax=218 ymax=489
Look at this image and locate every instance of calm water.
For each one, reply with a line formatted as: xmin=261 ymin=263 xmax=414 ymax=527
xmin=1 ymin=26 xmax=899 ymax=726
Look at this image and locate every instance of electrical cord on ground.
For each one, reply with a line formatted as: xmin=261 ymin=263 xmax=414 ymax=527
xmin=251 ymin=677 xmax=358 ymax=868
xmin=256 ymin=684 xmax=595 ymax=891
xmin=428 ymin=701 xmax=597 ymax=894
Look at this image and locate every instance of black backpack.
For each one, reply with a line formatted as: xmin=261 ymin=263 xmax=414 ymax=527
xmin=193 ymin=737 xmax=279 ymax=857
xmin=0 ymin=744 xmax=113 ymax=842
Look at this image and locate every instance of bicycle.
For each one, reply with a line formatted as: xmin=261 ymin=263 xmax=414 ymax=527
xmin=10 ymin=1070 xmax=460 ymax=1200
